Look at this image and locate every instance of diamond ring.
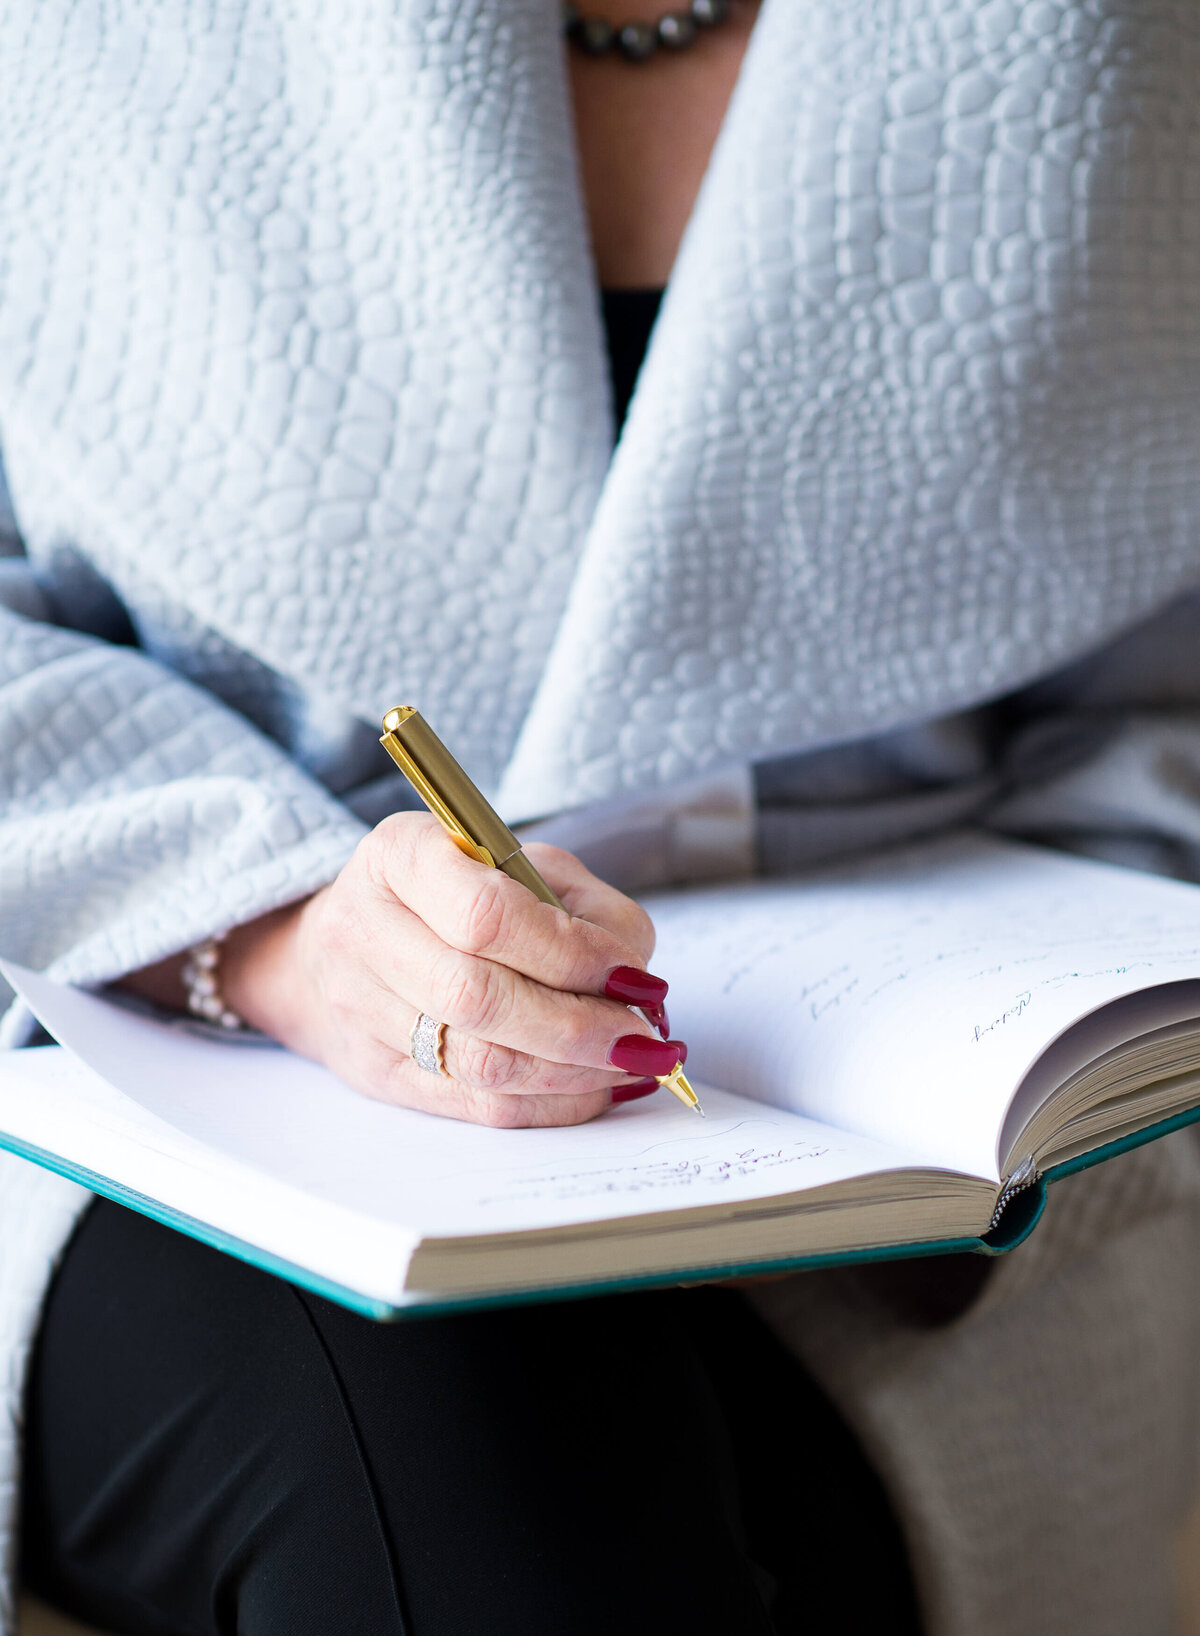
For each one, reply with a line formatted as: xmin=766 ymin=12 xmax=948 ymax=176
xmin=410 ymin=1012 xmax=450 ymax=1078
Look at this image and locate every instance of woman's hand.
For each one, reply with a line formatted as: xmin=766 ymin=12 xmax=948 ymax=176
xmin=186 ymin=814 xmax=683 ymax=1128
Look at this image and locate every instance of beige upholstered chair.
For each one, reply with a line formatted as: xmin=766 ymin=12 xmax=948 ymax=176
xmin=1180 ymin=1502 xmax=1200 ymax=1636
xmin=17 ymin=1595 xmax=115 ymax=1636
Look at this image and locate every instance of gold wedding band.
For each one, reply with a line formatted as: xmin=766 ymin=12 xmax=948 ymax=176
xmin=410 ymin=1012 xmax=450 ymax=1078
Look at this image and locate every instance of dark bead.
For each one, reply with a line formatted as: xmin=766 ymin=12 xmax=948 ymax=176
xmin=572 ymin=15 xmax=615 ymax=53
xmin=657 ymin=10 xmax=698 ymax=48
xmin=691 ymin=0 xmax=731 ymax=25
xmin=617 ymin=20 xmax=658 ymax=60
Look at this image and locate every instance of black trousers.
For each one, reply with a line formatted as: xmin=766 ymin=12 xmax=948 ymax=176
xmin=22 ymin=1201 xmax=922 ymax=1636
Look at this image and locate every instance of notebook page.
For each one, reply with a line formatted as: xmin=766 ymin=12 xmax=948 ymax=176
xmin=0 ymin=1043 xmax=420 ymax=1305
xmin=644 ymin=835 xmax=1200 ymax=1181
xmin=1 ymin=961 xmax=923 ymax=1242
xmin=997 ymin=978 xmax=1200 ymax=1166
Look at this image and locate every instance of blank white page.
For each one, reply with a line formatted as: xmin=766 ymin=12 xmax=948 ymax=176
xmin=645 ymin=835 xmax=1200 ymax=1181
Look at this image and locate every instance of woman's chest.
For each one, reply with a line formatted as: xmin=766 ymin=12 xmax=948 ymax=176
xmin=566 ymin=1 xmax=758 ymax=287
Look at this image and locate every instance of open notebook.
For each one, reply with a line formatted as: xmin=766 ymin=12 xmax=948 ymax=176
xmin=4 ymin=833 xmax=1200 ymax=1319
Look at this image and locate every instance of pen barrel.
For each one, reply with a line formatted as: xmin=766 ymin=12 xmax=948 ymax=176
xmin=380 ymin=708 xmax=563 ymax=909
xmin=499 ymin=849 xmax=565 ymax=911
xmin=382 ymin=708 xmax=521 ymax=868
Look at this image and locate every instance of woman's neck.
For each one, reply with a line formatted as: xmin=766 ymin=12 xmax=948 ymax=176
xmin=567 ymin=1 xmax=760 ymax=289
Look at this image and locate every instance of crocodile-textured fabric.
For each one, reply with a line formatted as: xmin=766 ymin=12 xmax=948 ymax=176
xmin=0 ymin=2 xmax=1199 ymax=1632
xmin=0 ymin=1 xmax=1197 ymax=813
xmin=502 ymin=0 xmax=1200 ymax=812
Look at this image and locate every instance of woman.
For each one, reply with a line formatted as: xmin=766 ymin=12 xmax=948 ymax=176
xmin=2 ymin=1 xmax=1200 ymax=1631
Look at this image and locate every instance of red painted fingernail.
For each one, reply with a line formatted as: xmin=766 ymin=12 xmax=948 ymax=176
xmin=612 ymin=1078 xmax=659 ymax=1104
xmin=644 ymin=1002 xmax=670 ymax=1039
xmin=604 ymin=966 xmax=669 ymax=1007
xmin=607 ymin=1035 xmax=688 ymax=1076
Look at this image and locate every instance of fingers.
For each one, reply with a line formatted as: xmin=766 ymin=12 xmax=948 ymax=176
xmin=350 ymin=816 xmax=673 ymax=1070
xmin=294 ymin=815 xmax=686 ymax=1129
xmin=368 ymin=816 xmax=658 ymax=998
xmin=521 ymin=842 xmax=656 ymax=963
xmin=341 ymin=884 xmax=675 ymax=1073
xmin=369 ymin=987 xmax=637 ymax=1100
xmin=332 ymin=1026 xmax=617 ymax=1130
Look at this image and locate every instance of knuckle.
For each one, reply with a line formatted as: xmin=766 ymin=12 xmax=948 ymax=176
xmin=523 ymin=841 xmax=573 ymax=876
xmin=369 ymin=811 xmax=407 ymax=847
xmin=465 ymin=1089 xmax=528 ymax=1130
xmin=455 ymin=1033 xmax=522 ymax=1092
xmin=628 ymin=903 xmax=656 ymax=960
xmin=453 ymin=873 xmax=511 ymax=958
xmin=436 ymin=951 xmax=509 ymax=1035
xmin=363 ymin=812 xmax=427 ymax=890
xmin=554 ymin=996 xmax=599 ymax=1064
xmin=366 ymin=811 xmax=409 ymax=861
xmin=358 ymin=819 xmax=402 ymax=895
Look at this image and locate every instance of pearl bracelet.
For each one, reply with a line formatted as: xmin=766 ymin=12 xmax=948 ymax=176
xmin=182 ymin=936 xmax=244 ymax=1030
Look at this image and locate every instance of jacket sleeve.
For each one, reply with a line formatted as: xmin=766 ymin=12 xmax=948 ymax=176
xmin=0 ymin=563 xmax=366 ymax=1041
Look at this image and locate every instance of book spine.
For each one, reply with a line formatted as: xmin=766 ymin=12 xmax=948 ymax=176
xmin=989 ymin=1156 xmax=1041 ymax=1231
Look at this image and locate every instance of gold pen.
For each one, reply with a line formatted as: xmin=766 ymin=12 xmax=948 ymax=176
xmin=379 ymin=706 xmax=703 ymax=1115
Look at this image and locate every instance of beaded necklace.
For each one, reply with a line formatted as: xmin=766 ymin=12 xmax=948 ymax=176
xmin=563 ymin=0 xmax=738 ymax=63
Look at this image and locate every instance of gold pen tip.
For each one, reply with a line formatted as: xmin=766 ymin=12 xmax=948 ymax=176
xmin=381 ymin=705 xmax=417 ymax=733
xmin=658 ymin=1063 xmax=704 ymax=1116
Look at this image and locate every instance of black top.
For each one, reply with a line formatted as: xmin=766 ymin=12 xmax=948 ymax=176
xmin=600 ymin=287 xmax=664 ymax=436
